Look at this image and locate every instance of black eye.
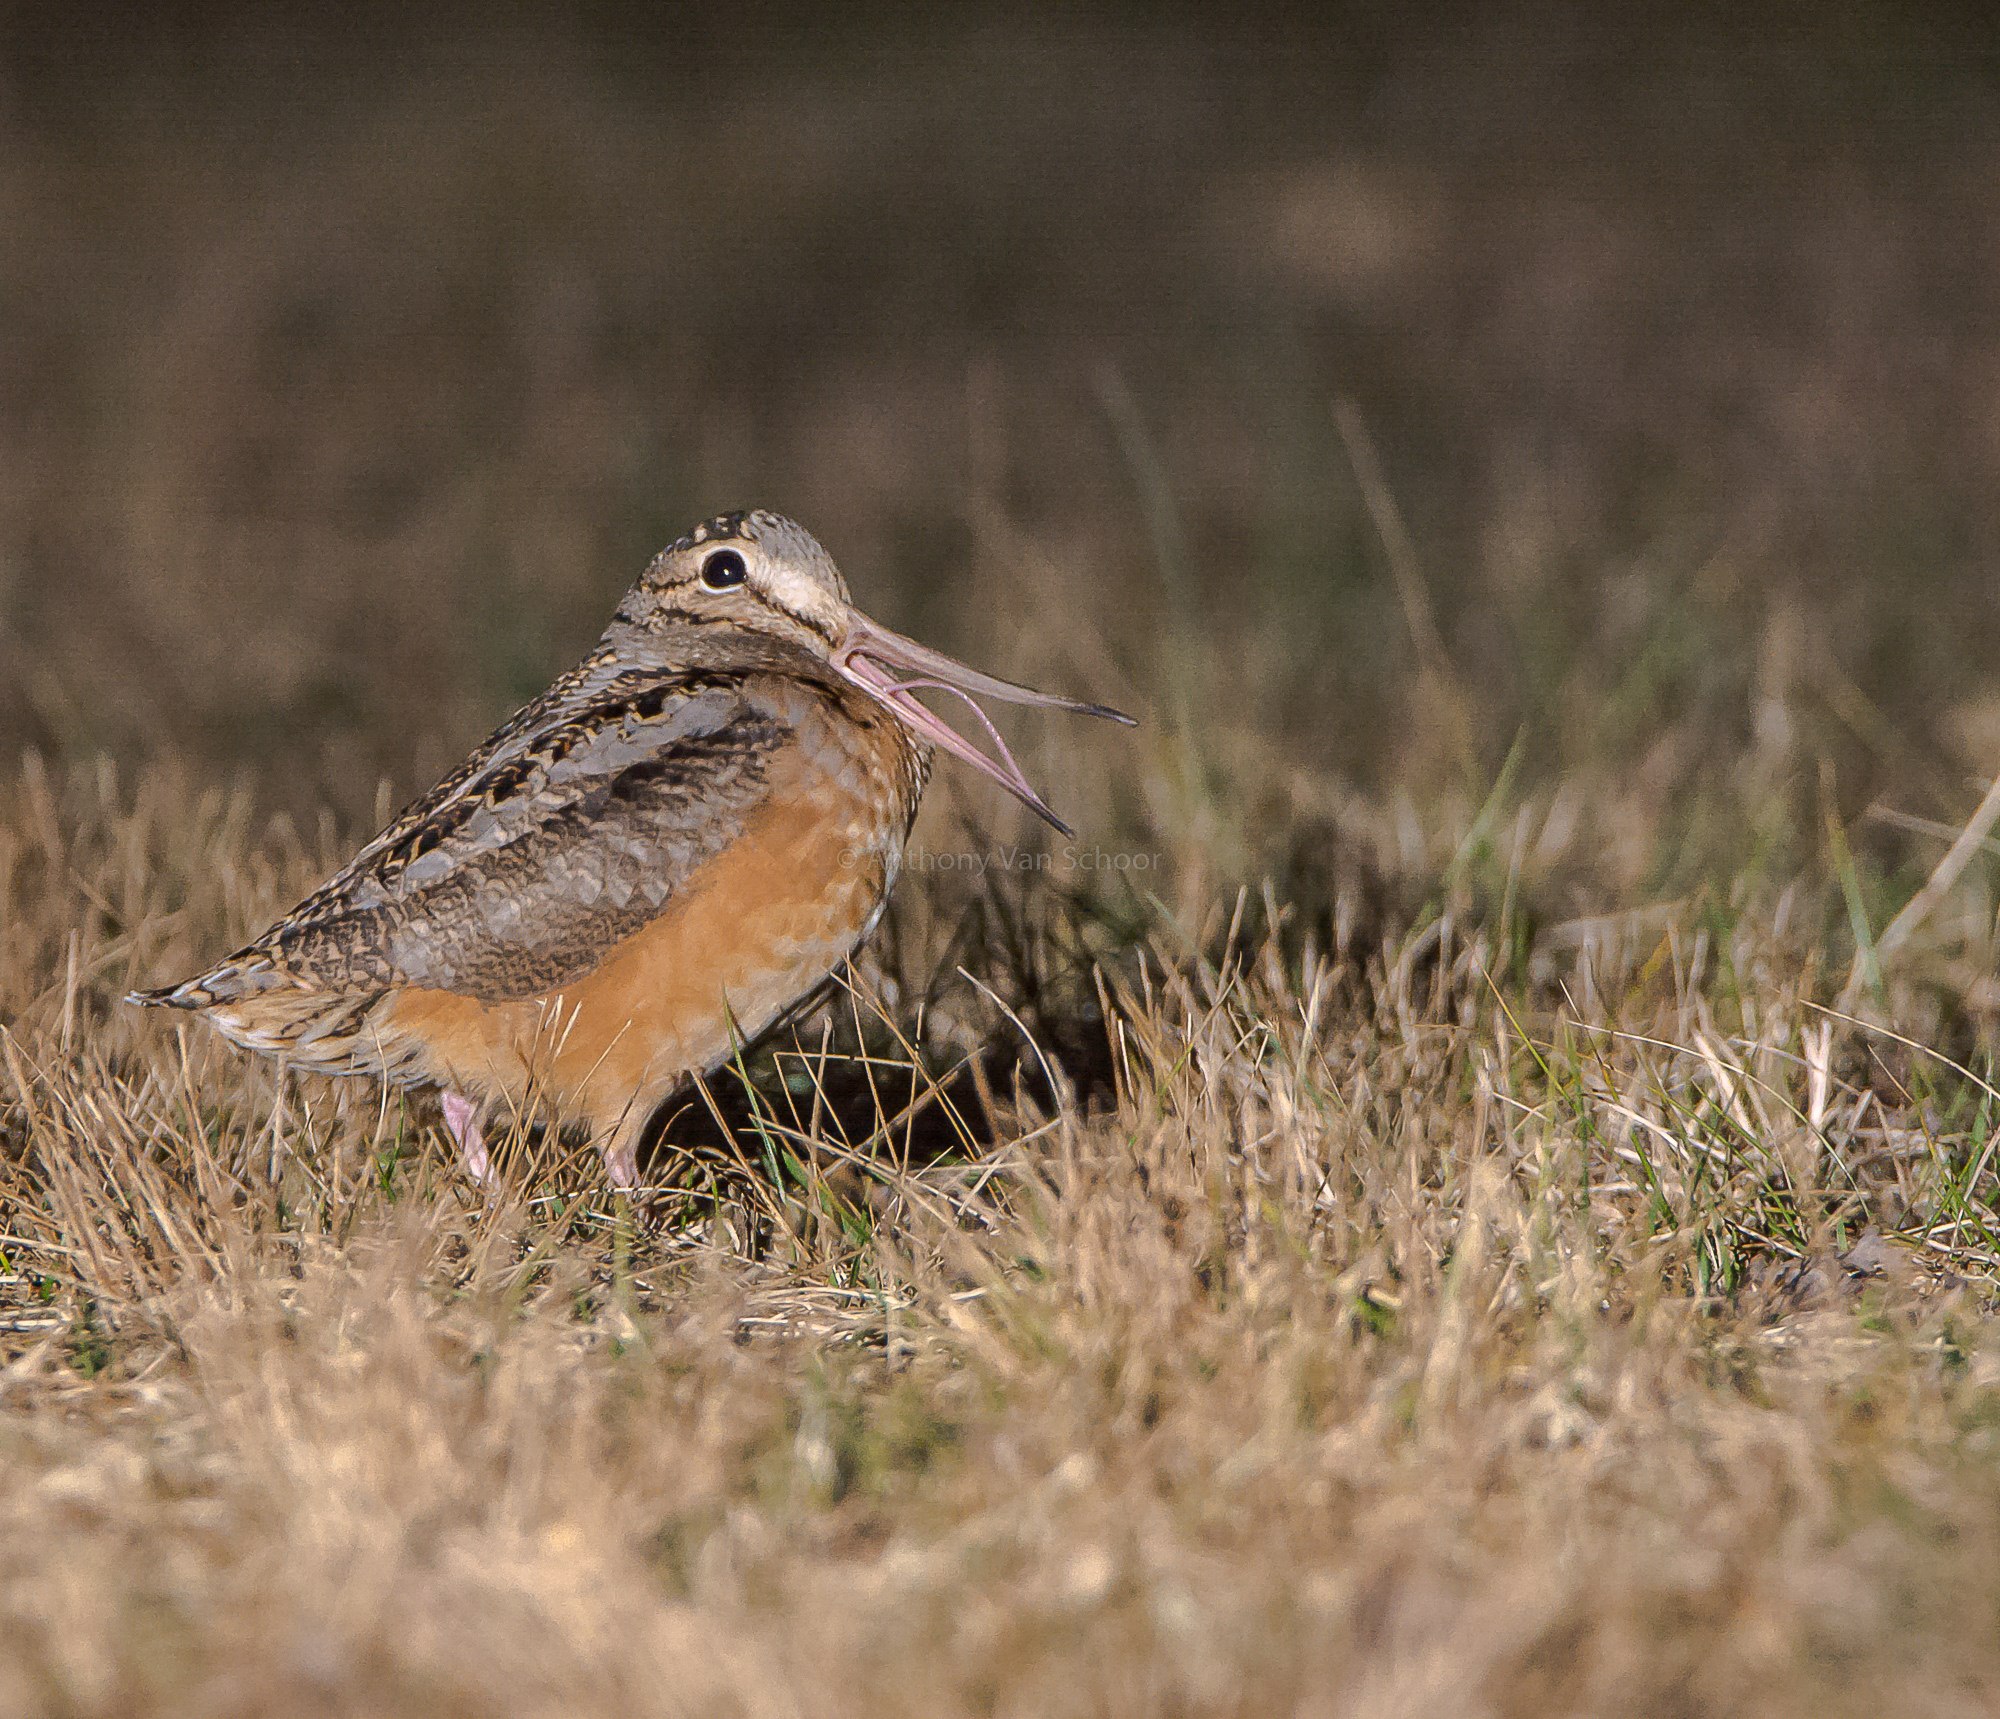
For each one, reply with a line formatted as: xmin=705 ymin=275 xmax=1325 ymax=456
xmin=700 ymin=548 xmax=748 ymax=591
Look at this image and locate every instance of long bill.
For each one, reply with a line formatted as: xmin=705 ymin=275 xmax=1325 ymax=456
xmin=833 ymin=612 xmax=1136 ymax=839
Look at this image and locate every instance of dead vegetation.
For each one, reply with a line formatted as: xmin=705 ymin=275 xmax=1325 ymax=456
xmin=5 ymin=747 xmax=2000 ymax=1716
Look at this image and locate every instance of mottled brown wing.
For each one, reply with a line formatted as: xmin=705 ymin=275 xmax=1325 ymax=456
xmin=248 ymin=666 xmax=806 ymax=1002
xmin=270 ymin=649 xmax=655 ymax=929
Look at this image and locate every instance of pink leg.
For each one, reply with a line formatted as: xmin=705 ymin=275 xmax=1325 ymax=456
xmin=440 ymin=1089 xmax=496 ymax=1188
xmin=601 ymin=1110 xmax=643 ymax=1192
xmin=602 ymin=1137 xmax=639 ymax=1192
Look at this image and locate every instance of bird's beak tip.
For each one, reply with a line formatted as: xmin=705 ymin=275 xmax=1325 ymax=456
xmin=836 ymin=612 xmax=1135 ymax=827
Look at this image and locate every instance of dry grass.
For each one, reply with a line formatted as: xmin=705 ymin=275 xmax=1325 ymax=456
xmin=6 ymin=752 xmax=2000 ymax=1717
xmin=10 ymin=8 xmax=2000 ymax=1713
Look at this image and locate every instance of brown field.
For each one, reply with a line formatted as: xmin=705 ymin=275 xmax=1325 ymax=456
xmin=7 ymin=8 xmax=2000 ymax=1714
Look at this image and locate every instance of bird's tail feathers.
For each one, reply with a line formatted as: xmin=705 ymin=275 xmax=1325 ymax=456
xmin=124 ymin=954 xmax=284 ymax=1012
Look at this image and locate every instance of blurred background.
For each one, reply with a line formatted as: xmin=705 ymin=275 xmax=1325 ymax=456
xmin=4 ymin=1 xmax=1998 ymax=909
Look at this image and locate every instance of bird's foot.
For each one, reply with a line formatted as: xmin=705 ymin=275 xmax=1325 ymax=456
xmin=598 ymin=1107 xmax=647 ymax=1193
xmin=601 ymin=1138 xmax=638 ymax=1192
xmin=440 ymin=1089 xmax=497 ymax=1189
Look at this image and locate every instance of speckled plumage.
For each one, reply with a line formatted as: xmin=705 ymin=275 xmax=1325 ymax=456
xmin=131 ymin=508 xmax=1125 ymax=1189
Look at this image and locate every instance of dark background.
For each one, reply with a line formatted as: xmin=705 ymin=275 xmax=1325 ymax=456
xmin=4 ymin=2 xmax=1998 ymax=897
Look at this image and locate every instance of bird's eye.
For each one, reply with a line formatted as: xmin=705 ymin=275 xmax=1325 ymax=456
xmin=700 ymin=549 xmax=748 ymax=591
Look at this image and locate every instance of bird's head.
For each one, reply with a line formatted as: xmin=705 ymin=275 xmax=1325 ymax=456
xmin=615 ymin=510 xmax=1134 ymax=835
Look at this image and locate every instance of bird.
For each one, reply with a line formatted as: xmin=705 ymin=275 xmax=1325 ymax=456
xmin=128 ymin=510 xmax=1133 ymax=1189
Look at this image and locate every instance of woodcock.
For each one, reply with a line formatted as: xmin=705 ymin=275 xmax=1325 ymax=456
xmin=129 ymin=511 xmax=1132 ymax=1188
